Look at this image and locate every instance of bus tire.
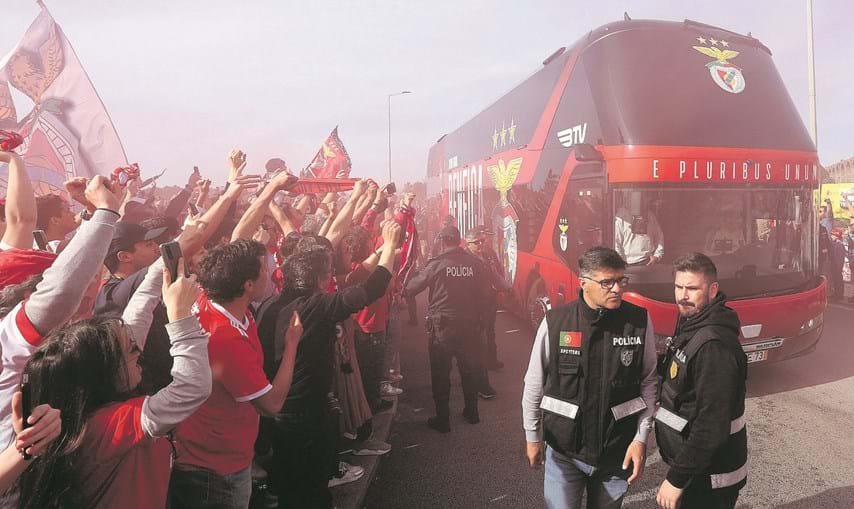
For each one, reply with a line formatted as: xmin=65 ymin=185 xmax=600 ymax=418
xmin=527 ymin=278 xmax=550 ymax=333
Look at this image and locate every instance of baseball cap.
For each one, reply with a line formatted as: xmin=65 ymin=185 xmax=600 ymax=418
xmin=106 ymin=221 xmax=169 ymax=262
xmin=438 ymin=225 xmax=461 ymax=243
xmin=464 ymin=230 xmax=480 ymax=243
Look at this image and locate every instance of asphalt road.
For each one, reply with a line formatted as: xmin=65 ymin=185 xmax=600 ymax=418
xmin=364 ymin=299 xmax=854 ymax=509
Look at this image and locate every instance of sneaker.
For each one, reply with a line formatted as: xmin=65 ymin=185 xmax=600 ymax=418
xmin=427 ymin=416 xmax=450 ymax=433
xmin=352 ymin=439 xmax=391 ymax=456
xmin=342 ymin=431 xmax=358 ymax=441
xmin=380 ymin=382 xmax=403 ymax=396
xmin=328 ymin=462 xmax=365 ymax=488
xmin=478 ymin=387 xmax=497 ymax=400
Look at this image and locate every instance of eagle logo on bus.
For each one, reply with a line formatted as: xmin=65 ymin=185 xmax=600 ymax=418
xmin=488 ymin=157 xmax=522 ymax=284
xmin=693 ymin=44 xmax=745 ymax=94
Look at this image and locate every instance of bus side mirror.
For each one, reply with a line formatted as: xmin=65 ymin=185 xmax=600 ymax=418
xmin=574 ymin=143 xmax=604 ymax=162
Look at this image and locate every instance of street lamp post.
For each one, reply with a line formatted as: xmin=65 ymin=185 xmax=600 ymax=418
xmin=388 ymin=90 xmax=412 ymax=184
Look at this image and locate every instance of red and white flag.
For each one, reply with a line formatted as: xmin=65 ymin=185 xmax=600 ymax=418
xmin=0 ymin=6 xmax=126 ymax=196
xmin=303 ymin=126 xmax=352 ymax=179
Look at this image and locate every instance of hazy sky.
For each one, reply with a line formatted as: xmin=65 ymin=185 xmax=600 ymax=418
xmin=2 ymin=0 xmax=852 ymax=187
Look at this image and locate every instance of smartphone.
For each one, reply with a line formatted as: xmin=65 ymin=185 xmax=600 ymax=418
xmin=188 ymin=202 xmax=199 ymax=216
xmin=160 ymin=241 xmax=184 ymax=282
xmin=33 ymin=230 xmax=49 ymax=251
xmin=21 ymin=373 xmax=32 ymax=460
xmin=385 ymin=182 xmax=397 ymax=195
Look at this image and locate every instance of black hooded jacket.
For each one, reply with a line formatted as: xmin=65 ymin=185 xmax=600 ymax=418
xmin=657 ymin=292 xmax=748 ymax=489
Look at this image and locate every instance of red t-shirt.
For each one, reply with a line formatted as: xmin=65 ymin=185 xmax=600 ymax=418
xmin=75 ymin=397 xmax=172 ymax=508
xmin=349 ymin=262 xmax=390 ymax=333
xmin=176 ymin=294 xmax=272 ymax=475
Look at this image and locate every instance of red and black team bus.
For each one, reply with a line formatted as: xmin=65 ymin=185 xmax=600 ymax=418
xmin=424 ymin=18 xmax=825 ymax=363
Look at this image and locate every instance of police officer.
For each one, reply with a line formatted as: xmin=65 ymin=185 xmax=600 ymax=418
xmin=655 ymin=253 xmax=747 ymax=509
xmin=522 ymin=246 xmax=658 ymax=508
xmin=404 ymin=225 xmax=489 ymax=433
xmin=467 ymin=226 xmax=511 ymax=371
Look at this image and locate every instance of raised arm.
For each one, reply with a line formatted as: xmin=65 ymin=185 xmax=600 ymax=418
xmin=184 ymin=174 xmax=260 ymax=252
xmin=324 ymin=179 xmax=368 ymax=249
xmin=0 ymin=152 xmax=37 ymax=250
xmin=268 ymin=201 xmax=297 ymax=237
xmin=140 ymin=265 xmax=211 ymax=437
xmin=231 ymin=172 xmax=298 ymax=241
xmin=26 ymin=177 xmax=121 ymax=336
xmin=120 ymin=258 xmax=166 ymax=351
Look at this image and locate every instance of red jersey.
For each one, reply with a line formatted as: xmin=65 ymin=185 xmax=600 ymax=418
xmin=75 ymin=397 xmax=173 ymax=508
xmin=176 ymin=293 xmax=272 ymax=475
xmin=350 ymin=263 xmax=390 ymax=333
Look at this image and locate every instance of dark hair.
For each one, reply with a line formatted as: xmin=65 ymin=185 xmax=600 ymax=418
xmin=299 ymin=214 xmax=324 ymax=236
xmin=673 ymin=252 xmax=718 ymax=282
xmin=281 ymin=247 xmax=331 ymax=302
xmin=0 ymin=274 xmax=43 ymax=319
xmin=36 ymin=194 xmax=66 ymax=231
xmin=18 ymin=315 xmax=131 ymax=508
xmin=280 ymin=231 xmax=303 ymax=260
xmin=578 ymin=246 xmax=626 ymax=276
xmin=340 ymin=226 xmax=371 ymax=262
xmin=198 ymin=239 xmax=266 ymax=303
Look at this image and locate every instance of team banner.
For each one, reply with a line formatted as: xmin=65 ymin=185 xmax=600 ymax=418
xmin=303 ymin=126 xmax=352 ymax=179
xmin=0 ymin=5 xmax=127 ymax=196
xmin=288 ymin=178 xmax=357 ymax=196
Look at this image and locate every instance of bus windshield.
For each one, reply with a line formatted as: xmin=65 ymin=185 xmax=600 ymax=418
xmin=612 ymin=187 xmax=816 ymax=302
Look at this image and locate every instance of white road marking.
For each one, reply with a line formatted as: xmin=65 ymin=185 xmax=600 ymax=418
xmin=403 ymin=444 xmax=420 ymax=450
xmin=505 ymin=329 xmax=521 ymax=333
xmin=489 ymin=495 xmax=508 ymax=503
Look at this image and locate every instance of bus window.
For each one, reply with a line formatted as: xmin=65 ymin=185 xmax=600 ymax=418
xmin=612 ymin=187 xmax=816 ymax=302
xmin=554 ymin=177 xmax=604 ymax=268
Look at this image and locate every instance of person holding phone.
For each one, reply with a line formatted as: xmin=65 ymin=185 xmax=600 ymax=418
xmin=0 ymin=392 xmax=61 ymax=494
xmin=16 ymin=260 xmax=212 ymax=508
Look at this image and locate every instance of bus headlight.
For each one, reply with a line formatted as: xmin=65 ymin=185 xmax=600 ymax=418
xmin=798 ymin=314 xmax=823 ymax=335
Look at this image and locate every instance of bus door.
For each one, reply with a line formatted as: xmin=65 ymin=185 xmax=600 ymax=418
xmin=552 ymin=161 xmax=607 ymax=298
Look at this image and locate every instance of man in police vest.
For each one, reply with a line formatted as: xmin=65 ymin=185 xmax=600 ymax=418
xmin=522 ymin=246 xmax=658 ymax=508
xmin=404 ymin=225 xmax=489 ymax=433
xmin=655 ymin=253 xmax=747 ymax=509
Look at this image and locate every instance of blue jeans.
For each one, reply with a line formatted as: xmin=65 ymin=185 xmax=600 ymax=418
xmin=544 ymin=447 xmax=629 ymax=509
xmin=169 ymin=465 xmax=252 ymax=509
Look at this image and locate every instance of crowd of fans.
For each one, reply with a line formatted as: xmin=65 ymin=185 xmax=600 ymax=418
xmin=0 ymin=146 xmax=418 ymax=508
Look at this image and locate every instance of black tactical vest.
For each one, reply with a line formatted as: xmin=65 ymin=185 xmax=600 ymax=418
xmin=656 ymin=326 xmax=748 ymax=491
xmin=541 ymin=298 xmax=648 ymax=467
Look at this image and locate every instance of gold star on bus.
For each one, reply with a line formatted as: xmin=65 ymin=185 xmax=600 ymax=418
xmin=696 ymin=36 xmax=707 ymax=44
xmin=500 ymin=122 xmax=507 ymax=147
xmin=492 ymin=128 xmax=499 ymax=150
xmin=720 ymin=40 xmax=729 ymax=47
xmin=710 ymin=37 xmax=719 ymax=46
xmin=508 ymin=118 xmax=517 ymax=144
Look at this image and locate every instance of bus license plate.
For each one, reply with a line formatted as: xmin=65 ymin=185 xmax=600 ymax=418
xmin=747 ymin=350 xmax=768 ymax=363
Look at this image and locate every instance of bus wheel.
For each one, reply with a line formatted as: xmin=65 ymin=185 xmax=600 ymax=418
xmin=527 ymin=278 xmax=550 ymax=332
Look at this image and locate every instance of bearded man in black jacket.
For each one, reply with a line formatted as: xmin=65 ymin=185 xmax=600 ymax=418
xmin=655 ymin=253 xmax=748 ymax=509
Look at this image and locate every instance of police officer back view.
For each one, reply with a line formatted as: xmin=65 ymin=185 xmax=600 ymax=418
xmin=404 ymin=225 xmax=489 ymax=433
xmin=655 ymin=253 xmax=748 ymax=509
xmin=523 ymin=246 xmax=658 ymax=509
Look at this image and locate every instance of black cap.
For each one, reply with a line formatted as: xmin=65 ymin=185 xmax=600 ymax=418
xmin=106 ymin=221 xmax=169 ymax=261
xmin=438 ymin=225 xmax=461 ymax=243
xmin=464 ymin=229 xmax=479 ymax=243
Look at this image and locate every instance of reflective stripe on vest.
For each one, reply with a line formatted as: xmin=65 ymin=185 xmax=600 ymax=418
xmin=541 ymin=395 xmax=579 ymax=420
xmin=710 ymin=463 xmax=748 ymax=489
xmin=610 ymin=397 xmax=647 ymax=421
xmin=655 ymin=407 xmax=688 ymax=432
xmin=656 ymin=408 xmax=746 ymax=435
